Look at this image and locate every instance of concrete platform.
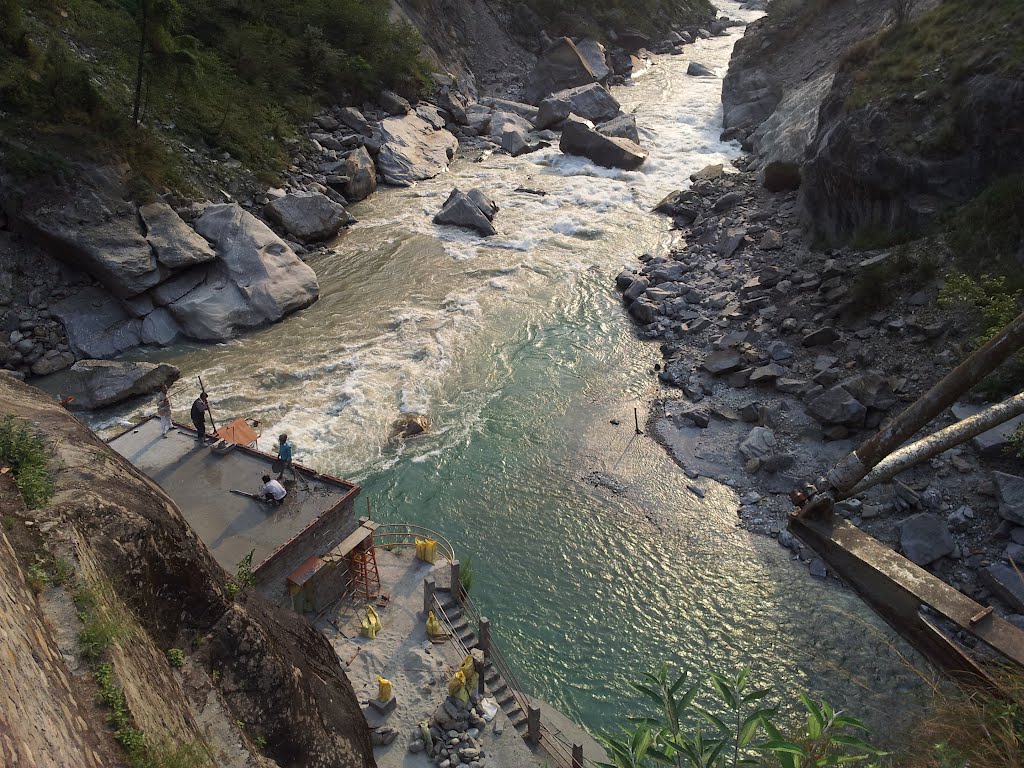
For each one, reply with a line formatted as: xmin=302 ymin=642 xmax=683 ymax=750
xmin=108 ymin=416 xmax=356 ymax=573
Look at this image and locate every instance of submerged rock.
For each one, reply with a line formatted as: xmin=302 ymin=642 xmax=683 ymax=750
xmin=433 ymin=188 xmax=498 ymax=236
xmin=395 ymin=413 xmax=430 ymax=438
xmin=559 ymin=114 xmax=647 ymax=170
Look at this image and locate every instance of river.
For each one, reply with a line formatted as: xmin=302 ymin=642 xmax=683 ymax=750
xmin=80 ymin=2 xmax=928 ymax=743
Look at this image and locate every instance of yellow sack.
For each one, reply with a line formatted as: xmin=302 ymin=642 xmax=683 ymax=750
xmin=458 ymin=654 xmax=479 ymax=692
xmin=447 ymin=669 xmax=468 ymax=700
xmin=361 ymin=606 xmax=383 ymax=638
xmin=367 ymin=605 xmax=383 ymax=632
xmin=376 ymin=675 xmax=393 ymax=701
xmin=416 ymin=537 xmax=437 ymax=564
xmin=426 ymin=611 xmax=442 ymax=637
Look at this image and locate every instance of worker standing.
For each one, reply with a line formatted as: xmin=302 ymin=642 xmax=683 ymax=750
xmin=191 ymin=392 xmax=210 ymax=445
xmin=276 ymin=433 xmax=295 ymax=481
xmin=157 ymin=384 xmax=173 ymax=437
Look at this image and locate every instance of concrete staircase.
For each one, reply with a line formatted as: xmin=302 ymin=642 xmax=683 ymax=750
xmin=435 ymin=589 xmax=530 ymax=737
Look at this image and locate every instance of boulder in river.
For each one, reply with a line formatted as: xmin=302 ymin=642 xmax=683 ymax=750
xmin=433 ymin=188 xmax=498 ymax=236
xmin=263 ymin=191 xmax=353 ymax=243
xmin=395 ymin=413 xmax=429 ymax=438
xmin=576 ymin=38 xmax=611 ymax=82
xmin=524 ymin=37 xmax=599 ymax=105
xmin=559 ymin=114 xmax=647 ymax=170
xmin=535 ymin=83 xmax=620 ymax=129
xmin=64 ymin=359 xmax=180 ymax=410
xmin=687 ymin=62 xmax=716 ymax=77
xmin=376 ymin=114 xmax=459 ymax=186
xmin=344 ymin=147 xmax=377 ymax=202
xmin=598 ymin=114 xmax=640 ymax=144
xmin=169 ymin=203 xmax=319 ymax=341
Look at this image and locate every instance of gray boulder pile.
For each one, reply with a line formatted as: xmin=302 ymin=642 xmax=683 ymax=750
xmin=410 ymin=688 xmax=495 ymax=767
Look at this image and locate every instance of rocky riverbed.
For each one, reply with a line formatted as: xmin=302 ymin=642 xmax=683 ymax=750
xmin=616 ymin=156 xmax=1024 ymax=633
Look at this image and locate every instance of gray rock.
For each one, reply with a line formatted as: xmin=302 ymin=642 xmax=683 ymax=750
xmin=623 ymin=277 xmax=649 ymax=303
xmin=338 ymin=106 xmax=373 ymax=136
xmin=713 ymin=191 xmax=743 ymax=212
xmin=524 ymin=37 xmax=599 ymax=105
xmin=263 ymin=191 xmax=352 ymax=242
xmin=416 ymin=104 xmax=447 ymax=130
xmin=65 ymin=359 xmax=180 ymax=409
xmin=140 ymin=307 xmax=182 ymax=346
xmin=598 ymin=114 xmax=640 ymax=144
xmin=139 ymin=202 xmax=216 ymax=269
xmin=758 ymin=229 xmax=784 ymax=250
xmin=376 ymin=115 xmax=459 ymax=186
xmin=559 ymin=115 xmax=647 ymax=170
xmin=434 ymin=188 xmax=498 ymax=237
xmin=808 ymin=558 xmax=827 ymax=578
xmin=150 ymin=267 xmax=208 ymax=306
xmin=750 ymin=363 xmax=786 ymax=384
xmin=807 ymin=385 xmax=867 ymax=428
xmin=174 ymin=204 xmax=319 ymax=341
xmin=344 ymin=147 xmax=377 ymax=203
xmin=981 ymin=564 xmax=1024 ymax=612
xmin=576 ymin=38 xmax=610 ymax=82
xmin=1005 ymin=543 xmax=1024 ymax=567
xmin=687 ymin=62 xmax=716 ymax=77
xmin=802 ymin=327 xmax=839 ymax=346
xmin=951 ymin=402 xmax=1024 ymax=457
xmin=378 ymin=89 xmax=411 ymax=115
xmin=739 ymin=426 xmax=777 ymax=460
xmin=701 ymin=349 xmax=742 ymax=375
xmin=898 ymin=513 xmax=954 ymax=565
xmin=994 ymin=472 xmax=1024 ymax=526
xmin=536 ymin=83 xmax=620 ymax=128
xmin=841 ymin=372 xmax=896 ymax=410
xmin=51 ymin=286 xmax=143 ymax=359
xmin=767 ymin=340 xmax=794 ymax=362
xmin=30 ymin=350 xmax=75 ymax=377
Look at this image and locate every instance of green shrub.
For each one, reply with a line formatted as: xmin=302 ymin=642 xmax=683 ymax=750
xmin=945 ymin=175 xmax=1024 ymax=286
xmin=459 ymin=555 xmax=474 ymax=594
xmin=0 ymin=416 xmax=55 ymax=509
xmin=938 ymin=273 xmax=1021 ymax=343
xmin=166 ymin=648 xmax=185 ymax=668
xmin=26 ymin=558 xmax=50 ymax=594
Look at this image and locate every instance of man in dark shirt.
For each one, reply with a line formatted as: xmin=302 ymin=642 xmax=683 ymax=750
xmin=191 ymin=392 xmax=210 ymax=444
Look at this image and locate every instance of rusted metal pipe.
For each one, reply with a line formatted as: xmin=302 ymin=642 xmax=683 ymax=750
xmin=845 ymin=390 xmax=1024 ymax=497
xmin=827 ymin=310 xmax=1024 ymax=496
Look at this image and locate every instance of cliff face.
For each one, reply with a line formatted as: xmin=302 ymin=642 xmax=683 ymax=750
xmin=0 ymin=372 xmax=375 ymax=768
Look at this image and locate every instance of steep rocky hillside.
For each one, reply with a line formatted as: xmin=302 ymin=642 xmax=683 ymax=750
xmin=0 ymin=372 xmax=375 ymax=768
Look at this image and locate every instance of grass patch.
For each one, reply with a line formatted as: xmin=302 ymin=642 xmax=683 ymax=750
xmin=0 ymin=415 xmax=55 ymax=509
xmin=74 ymin=580 xmax=138 ymax=662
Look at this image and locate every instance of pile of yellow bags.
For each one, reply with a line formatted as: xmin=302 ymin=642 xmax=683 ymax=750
xmin=415 ymin=537 xmax=437 ymax=563
xmin=360 ymin=605 xmax=383 ymax=638
xmin=446 ymin=655 xmax=479 ymax=703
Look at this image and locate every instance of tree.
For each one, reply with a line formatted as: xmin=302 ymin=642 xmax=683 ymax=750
xmin=127 ymin=0 xmax=182 ymax=126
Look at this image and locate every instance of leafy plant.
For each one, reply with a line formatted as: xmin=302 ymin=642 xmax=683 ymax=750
xmin=26 ymin=557 xmax=50 ymax=594
xmin=166 ymin=648 xmax=185 ymax=668
xmin=225 ymin=548 xmax=255 ymax=600
xmin=0 ymin=415 xmax=55 ymax=509
xmin=599 ymin=664 xmax=885 ymax=768
xmin=938 ymin=273 xmax=1021 ymax=343
xmin=460 ymin=555 xmax=475 ymax=594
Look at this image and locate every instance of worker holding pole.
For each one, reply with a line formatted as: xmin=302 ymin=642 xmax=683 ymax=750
xmin=191 ymin=375 xmax=219 ymax=446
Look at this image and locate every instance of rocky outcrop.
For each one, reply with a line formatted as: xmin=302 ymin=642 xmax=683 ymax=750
xmin=170 ymin=204 xmax=319 ymax=340
xmin=433 ymin=188 xmax=498 ymax=236
xmin=64 ymin=359 xmax=180 ymax=409
xmin=376 ymin=114 xmax=459 ymax=186
xmin=263 ymin=191 xmax=353 ymax=242
xmin=559 ymin=115 xmax=647 ymax=170
xmin=139 ymin=202 xmax=216 ymax=269
xmin=0 ymin=373 xmax=375 ymax=768
xmin=524 ymin=37 xmax=598 ymax=105
xmin=51 ymin=287 xmax=145 ymax=359
xmin=800 ymin=72 xmax=1024 ymax=242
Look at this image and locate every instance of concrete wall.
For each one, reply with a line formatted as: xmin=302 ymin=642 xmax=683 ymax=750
xmin=253 ymin=493 xmax=360 ymax=607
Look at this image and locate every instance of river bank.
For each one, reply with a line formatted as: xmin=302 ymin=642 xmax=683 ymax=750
xmin=617 ymin=154 xmax=1024 ymax=636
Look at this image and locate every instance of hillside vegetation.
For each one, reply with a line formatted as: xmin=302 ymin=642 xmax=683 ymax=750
xmin=519 ymin=0 xmax=715 ymax=39
xmin=0 ymin=0 xmax=431 ymax=190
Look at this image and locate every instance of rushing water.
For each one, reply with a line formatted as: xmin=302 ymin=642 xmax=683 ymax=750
xmin=74 ymin=3 xmax=929 ymax=741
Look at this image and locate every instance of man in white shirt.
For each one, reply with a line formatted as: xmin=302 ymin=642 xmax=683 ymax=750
xmin=259 ymin=474 xmax=287 ymax=506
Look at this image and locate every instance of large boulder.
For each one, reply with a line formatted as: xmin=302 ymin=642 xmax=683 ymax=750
xmin=489 ymin=111 xmax=537 ymax=156
xmin=338 ymin=106 xmax=373 ymax=136
xmin=841 ymin=371 xmax=896 ymax=411
xmin=13 ymin=173 xmax=161 ymax=298
xmin=478 ymin=98 xmax=539 ymax=122
xmin=378 ymin=89 xmax=411 ymax=115
xmin=898 ymin=513 xmax=954 ymax=566
xmin=140 ymin=307 xmax=182 ymax=346
xmin=687 ymin=62 xmax=716 ymax=77
xmin=994 ymin=472 xmax=1024 ymax=526
xmin=524 ymin=37 xmax=599 ymax=105
xmin=536 ymin=83 xmax=620 ymax=129
xmin=51 ymin=286 xmax=142 ymax=359
xmin=343 ymin=147 xmax=377 ymax=203
xmin=576 ymin=38 xmax=610 ymax=82
xmin=64 ymin=359 xmax=180 ymax=409
xmin=433 ymin=188 xmax=497 ymax=236
xmin=747 ymin=72 xmax=834 ymax=191
xmin=599 ymin=114 xmax=640 ymax=144
xmin=376 ymin=115 xmax=459 ymax=187
xmin=262 ymin=191 xmax=352 ymax=243
xmin=807 ymin=385 xmax=867 ymax=428
xmin=139 ymin=202 xmax=216 ymax=269
xmin=559 ymin=115 xmax=647 ymax=170
xmin=169 ymin=204 xmax=319 ymax=341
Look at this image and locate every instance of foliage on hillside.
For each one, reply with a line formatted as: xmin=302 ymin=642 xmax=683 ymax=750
xmin=844 ymin=0 xmax=1024 ymax=155
xmin=518 ymin=0 xmax=714 ymax=39
xmin=0 ymin=0 xmax=431 ymax=190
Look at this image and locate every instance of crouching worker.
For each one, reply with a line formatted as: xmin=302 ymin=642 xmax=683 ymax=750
xmin=259 ymin=474 xmax=287 ymax=506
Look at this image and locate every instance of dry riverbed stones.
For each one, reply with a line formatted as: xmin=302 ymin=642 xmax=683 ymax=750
xmin=408 ymin=691 xmax=493 ymax=767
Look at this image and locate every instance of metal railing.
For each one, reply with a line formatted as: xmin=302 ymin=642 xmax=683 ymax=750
xmin=374 ymin=523 xmax=456 ymax=563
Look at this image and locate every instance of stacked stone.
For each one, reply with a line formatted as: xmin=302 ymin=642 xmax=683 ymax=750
xmin=408 ymin=691 xmax=491 ymax=768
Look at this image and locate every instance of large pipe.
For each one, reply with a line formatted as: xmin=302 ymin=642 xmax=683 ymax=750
xmin=845 ymin=391 xmax=1024 ymax=498
xmin=826 ymin=310 xmax=1024 ymax=495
